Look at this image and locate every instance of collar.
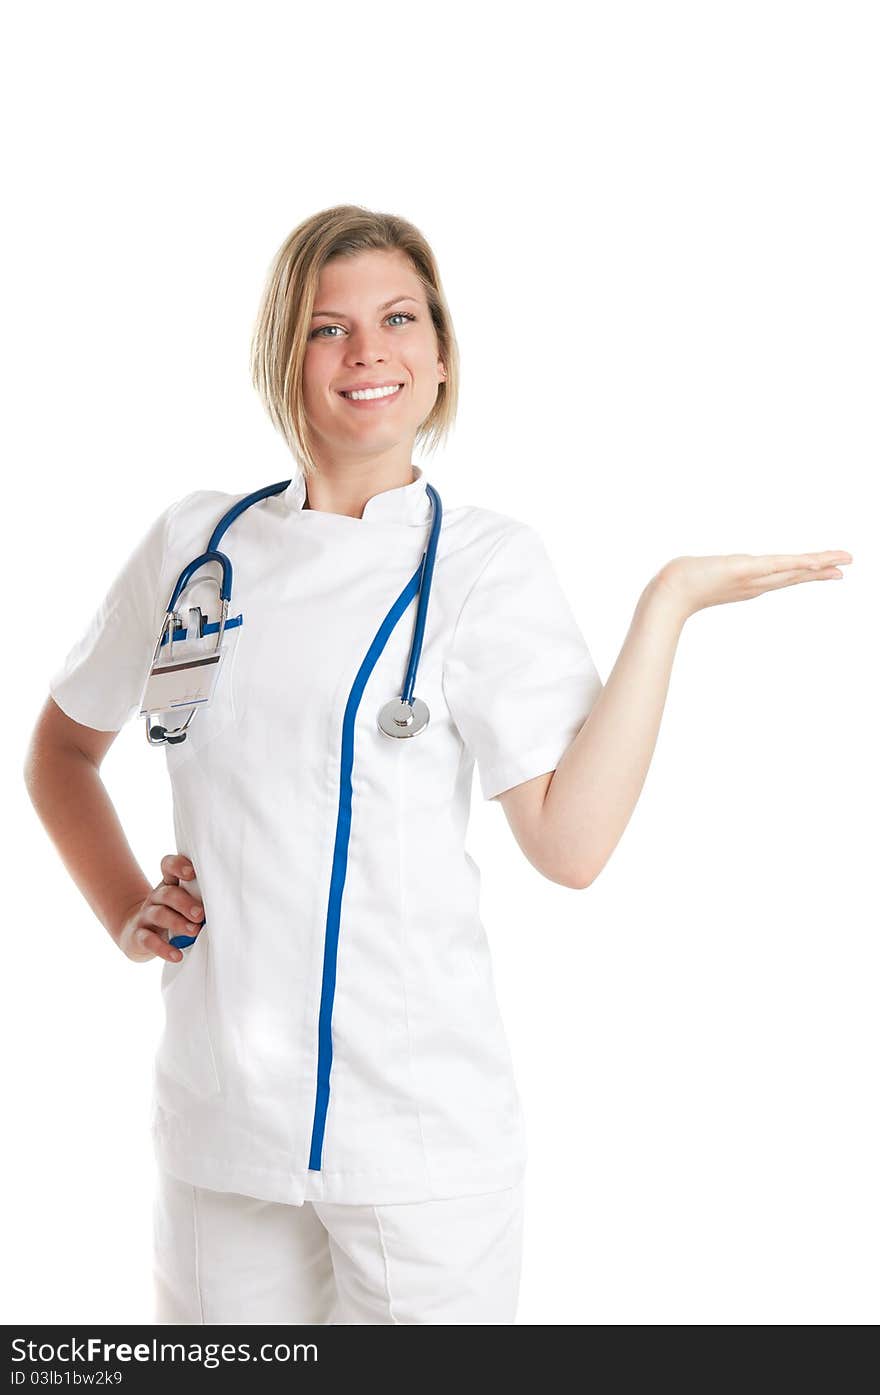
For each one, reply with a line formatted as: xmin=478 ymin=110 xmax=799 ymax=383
xmin=283 ymin=463 xmax=432 ymax=525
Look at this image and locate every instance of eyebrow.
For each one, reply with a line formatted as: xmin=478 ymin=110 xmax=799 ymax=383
xmin=310 ymin=295 xmax=420 ymax=319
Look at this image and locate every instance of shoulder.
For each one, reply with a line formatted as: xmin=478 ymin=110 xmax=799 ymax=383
xmin=440 ymin=502 xmax=538 ymax=575
xmin=163 ymin=485 xmax=276 ymax=555
xmin=164 ymin=486 xmax=249 ymax=531
xmin=436 ymin=505 xmax=555 ymax=645
xmin=440 ymin=502 xmax=555 ymax=594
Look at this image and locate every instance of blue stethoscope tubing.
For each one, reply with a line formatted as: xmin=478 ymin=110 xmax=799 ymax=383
xmin=165 ymin=475 xmax=442 ymax=950
xmin=397 ymin=483 xmax=442 ymax=707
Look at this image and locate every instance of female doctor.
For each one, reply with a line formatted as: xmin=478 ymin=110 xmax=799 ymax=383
xmin=24 ymin=204 xmax=852 ymax=1326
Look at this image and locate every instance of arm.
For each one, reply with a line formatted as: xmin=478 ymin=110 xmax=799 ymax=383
xmin=23 ymin=697 xmax=204 ymax=960
xmin=23 ymin=697 xmax=154 ymax=944
xmin=498 ymin=579 xmax=683 ymax=889
xmin=498 ymin=548 xmax=852 ymax=889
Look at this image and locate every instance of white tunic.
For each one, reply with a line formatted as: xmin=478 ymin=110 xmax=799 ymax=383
xmin=48 ymin=465 xmax=603 ymax=1205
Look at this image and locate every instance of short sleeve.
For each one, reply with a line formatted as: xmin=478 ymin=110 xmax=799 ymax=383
xmin=48 ymin=496 xmax=188 ymax=732
xmin=442 ymin=524 xmax=604 ymax=801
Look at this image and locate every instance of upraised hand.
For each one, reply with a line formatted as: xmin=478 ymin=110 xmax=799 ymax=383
xmin=653 ymin=550 xmax=853 ymax=620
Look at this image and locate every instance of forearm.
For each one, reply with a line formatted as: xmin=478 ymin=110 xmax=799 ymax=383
xmin=541 ymin=579 xmax=688 ymax=887
xmin=24 ymin=745 xmax=153 ymax=943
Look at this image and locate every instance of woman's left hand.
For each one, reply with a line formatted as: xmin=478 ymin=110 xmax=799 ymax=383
xmin=653 ymin=550 xmax=853 ymax=620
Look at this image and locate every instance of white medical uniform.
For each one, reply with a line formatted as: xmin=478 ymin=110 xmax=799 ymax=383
xmin=152 ymin=1166 xmax=525 ymax=1324
xmin=49 ymin=464 xmax=603 ymax=1212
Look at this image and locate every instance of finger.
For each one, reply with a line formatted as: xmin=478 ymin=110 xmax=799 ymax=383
xmin=752 ymin=552 xmax=852 ymax=574
xmin=134 ymin=924 xmax=186 ymax=964
xmin=748 ymin=566 xmax=842 ymax=591
xmin=154 ymin=883 xmax=206 ymax=923
xmin=747 ymin=555 xmax=817 ymax=576
xmin=160 ymin=853 xmax=196 ymax=885
xmin=799 ymin=552 xmax=852 ymax=570
xmin=143 ymin=903 xmax=204 ymax=943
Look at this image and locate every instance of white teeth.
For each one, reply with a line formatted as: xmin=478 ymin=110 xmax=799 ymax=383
xmin=341 ymin=384 xmax=402 ymax=401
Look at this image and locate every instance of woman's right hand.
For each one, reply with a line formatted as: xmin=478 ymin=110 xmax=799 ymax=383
xmin=116 ymin=854 xmax=206 ymax=964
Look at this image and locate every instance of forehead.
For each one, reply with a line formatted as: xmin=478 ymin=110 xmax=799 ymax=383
xmin=315 ymin=248 xmax=422 ymax=303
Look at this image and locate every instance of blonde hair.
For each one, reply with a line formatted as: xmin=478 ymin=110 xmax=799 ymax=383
xmin=249 ymin=204 xmax=460 ymax=478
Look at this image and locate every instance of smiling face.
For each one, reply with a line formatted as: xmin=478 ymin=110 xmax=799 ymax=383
xmin=302 ymin=248 xmax=447 ymax=471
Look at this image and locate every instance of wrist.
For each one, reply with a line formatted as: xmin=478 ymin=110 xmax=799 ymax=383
xmin=638 ymin=574 xmax=691 ymax=632
xmin=108 ymin=884 xmax=151 ymax=945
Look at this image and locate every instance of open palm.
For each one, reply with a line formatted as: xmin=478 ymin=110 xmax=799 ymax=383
xmin=656 ymin=550 xmax=853 ymax=618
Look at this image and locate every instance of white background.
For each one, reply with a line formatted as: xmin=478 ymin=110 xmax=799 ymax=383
xmin=4 ymin=0 xmax=876 ymax=1326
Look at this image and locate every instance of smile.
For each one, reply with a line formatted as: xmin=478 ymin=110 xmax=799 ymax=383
xmin=339 ymin=383 xmax=403 ymax=404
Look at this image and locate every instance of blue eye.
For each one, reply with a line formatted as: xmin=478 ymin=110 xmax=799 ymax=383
xmin=311 ymin=312 xmax=417 ymax=339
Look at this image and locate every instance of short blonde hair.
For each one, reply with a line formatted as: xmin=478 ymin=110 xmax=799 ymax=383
xmin=249 ymin=204 xmax=460 ymax=478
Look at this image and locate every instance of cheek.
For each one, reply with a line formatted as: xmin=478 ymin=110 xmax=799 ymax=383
xmin=411 ymin=349 xmax=441 ymax=396
xmin=301 ymin=355 xmax=332 ymax=407
xmin=413 ymin=336 xmax=441 ymax=377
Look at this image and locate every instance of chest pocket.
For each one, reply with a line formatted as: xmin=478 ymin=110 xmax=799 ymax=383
xmin=156 ymin=573 xmax=245 ymax=766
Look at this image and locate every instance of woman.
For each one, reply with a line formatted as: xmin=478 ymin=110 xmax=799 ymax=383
xmin=24 ymin=204 xmax=851 ymax=1325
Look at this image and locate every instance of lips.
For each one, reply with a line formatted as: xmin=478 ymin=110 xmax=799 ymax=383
xmin=337 ymin=382 xmax=405 ymax=410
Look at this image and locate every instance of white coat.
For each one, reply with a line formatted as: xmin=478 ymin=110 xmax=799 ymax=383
xmin=49 ymin=464 xmax=603 ymax=1205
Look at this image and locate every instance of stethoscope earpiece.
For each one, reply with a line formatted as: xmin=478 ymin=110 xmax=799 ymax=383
xmin=149 ymin=723 xmax=188 ymax=745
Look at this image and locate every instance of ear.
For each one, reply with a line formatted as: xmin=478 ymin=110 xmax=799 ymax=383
xmin=438 ymin=358 xmax=448 ymax=380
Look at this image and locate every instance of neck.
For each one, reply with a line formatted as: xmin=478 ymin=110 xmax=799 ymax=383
xmin=303 ymin=464 xmax=418 ymax=518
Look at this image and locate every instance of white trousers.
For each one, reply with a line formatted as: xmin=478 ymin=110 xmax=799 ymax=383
xmin=152 ymin=1166 xmax=525 ymax=1325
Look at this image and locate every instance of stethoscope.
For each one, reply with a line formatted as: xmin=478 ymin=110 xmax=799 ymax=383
xmin=145 ymin=475 xmax=443 ymax=748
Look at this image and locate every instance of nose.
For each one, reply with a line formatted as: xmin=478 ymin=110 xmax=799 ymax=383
xmin=345 ymin=326 xmax=387 ymax=365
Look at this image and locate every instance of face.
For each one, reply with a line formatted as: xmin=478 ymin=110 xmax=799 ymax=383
xmin=302 ymin=248 xmax=447 ymax=468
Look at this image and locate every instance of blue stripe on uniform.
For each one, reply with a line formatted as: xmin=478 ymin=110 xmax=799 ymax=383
xmin=307 ymin=562 xmax=424 ymax=1172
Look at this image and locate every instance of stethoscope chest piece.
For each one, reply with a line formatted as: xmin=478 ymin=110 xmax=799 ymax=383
xmin=377 ymin=697 xmax=430 ymax=739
